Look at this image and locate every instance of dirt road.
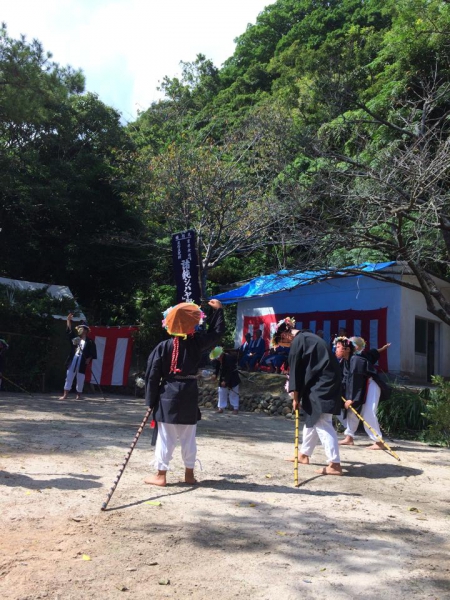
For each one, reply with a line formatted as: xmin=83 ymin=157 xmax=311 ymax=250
xmin=1 ymin=392 xmax=449 ymax=599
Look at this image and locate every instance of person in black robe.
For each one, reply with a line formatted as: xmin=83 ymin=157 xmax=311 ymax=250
xmin=60 ymin=314 xmax=97 ymax=400
xmin=336 ymin=337 xmax=384 ymax=450
xmin=350 ymin=336 xmax=391 ymax=367
xmin=144 ymin=299 xmax=224 ymax=486
xmin=210 ymin=347 xmax=241 ymax=414
xmin=288 ymin=329 xmax=343 ymax=475
xmin=238 ymin=332 xmax=252 ymax=367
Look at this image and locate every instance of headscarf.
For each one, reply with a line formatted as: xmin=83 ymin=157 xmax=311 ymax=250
xmin=349 ymin=336 xmax=366 ymax=354
xmin=271 ymin=317 xmax=296 ymax=347
xmin=162 ymin=302 xmax=205 ymax=338
xmin=161 ymin=302 xmax=206 ymax=374
xmin=209 ymin=346 xmax=224 ymax=361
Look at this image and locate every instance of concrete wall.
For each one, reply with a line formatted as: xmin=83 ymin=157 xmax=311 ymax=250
xmin=400 ymin=276 xmax=450 ymax=379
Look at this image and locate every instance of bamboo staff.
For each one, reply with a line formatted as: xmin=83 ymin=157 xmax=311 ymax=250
xmin=294 ymin=408 xmax=300 ymax=487
xmin=342 ymin=397 xmax=400 ymax=461
xmin=1 ymin=375 xmax=33 ymax=396
xmin=100 ymin=407 xmax=153 ymax=511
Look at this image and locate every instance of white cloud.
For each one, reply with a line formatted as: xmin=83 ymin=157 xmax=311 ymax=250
xmin=3 ymin=0 xmax=271 ymax=120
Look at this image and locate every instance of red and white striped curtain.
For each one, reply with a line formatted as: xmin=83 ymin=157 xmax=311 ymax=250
xmin=243 ymin=308 xmax=388 ymax=372
xmin=85 ymin=326 xmax=139 ymax=386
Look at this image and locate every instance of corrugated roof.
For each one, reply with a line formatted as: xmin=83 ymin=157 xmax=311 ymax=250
xmin=0 ymin=277 xmax=86 ymax=320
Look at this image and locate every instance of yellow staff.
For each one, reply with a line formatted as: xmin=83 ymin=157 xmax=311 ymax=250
xmin=342 ymin=397 xmax=400 ymax=461
xmin=294 ymin=408 xmax=300 ymax=487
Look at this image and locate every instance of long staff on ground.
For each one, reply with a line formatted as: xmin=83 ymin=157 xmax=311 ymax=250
xmin=100 ymin=407 xmax=153 ymax=511
xmin=294 ymin=408 xmax=300 ymax=487
xmin=341 ymin=397 xmax=401 ymax=461
xmin=1 ymin=375 xmax=33 ymax=397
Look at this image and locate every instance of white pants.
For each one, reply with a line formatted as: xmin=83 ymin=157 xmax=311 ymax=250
xmin=64 ymin=355 xmax=85 ymax=393
xmin=301 ymin=413 xmax=340 ymax=464
xmin=218 ymin=385 xmax=239 ymax=410
xmin=339 ymin=379 xmax=382 ymax=441
xmin=154 ymin=422 xmax=197 ymax=471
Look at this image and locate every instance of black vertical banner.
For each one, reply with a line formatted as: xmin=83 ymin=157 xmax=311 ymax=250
xmin=171 ymin=230 xmax=202 ymax=305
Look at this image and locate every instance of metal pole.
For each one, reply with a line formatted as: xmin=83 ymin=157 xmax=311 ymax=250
xmin=90 ymin=369 xmax=107 ymax=401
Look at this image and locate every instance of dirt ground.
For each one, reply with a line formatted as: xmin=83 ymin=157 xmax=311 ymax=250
xmin=1 ymin=391 xmax=449 ymax=600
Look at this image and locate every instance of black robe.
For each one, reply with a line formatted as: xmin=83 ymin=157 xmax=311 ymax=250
xmin=340 ymin=354 xmax=377 ymax=411
xmin=361 ymin=348 xmax=380 ymax=365
xmin=145 ymin=308 xmax=225 ymax=424
xmin=65 ymin=327 xmax=97 ymax=374
xmin=288 ymin=331 xmax=342 ymax=427
xmin=213 ymin=353 xmax=240 ymax=389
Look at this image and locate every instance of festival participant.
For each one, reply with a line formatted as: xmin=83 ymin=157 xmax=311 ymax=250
xmin=0 ymin=338 xmax=9 ymax=391
xmin=144 ymin=299 xmax=224 ymax=486
xmin=60 ymin=314 xmax=97 ymax=400
xmin=350 ymin=336 xmax=391 ymax=366
xmin=288 ymin=329 xmax=343 ymax=475
xmin=238 ymin=332 xmax=252 ymax=368
xmin=245 ymin=329 xmax=266 ymax=371
xmin=210 ymin=346 xmax=240 ymax=414
xmin=335 ymin=337 xmax=384 ymax=450
xmin=260 ymin=319 xmax=294 ymax=372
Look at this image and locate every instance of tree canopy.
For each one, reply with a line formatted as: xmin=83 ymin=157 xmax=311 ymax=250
xmin=2 ymin=1 xmax=450 ymax=340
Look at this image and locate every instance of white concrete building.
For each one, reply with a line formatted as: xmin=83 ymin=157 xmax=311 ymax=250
xmin=213 ymin=262 xmax=450 ymax=382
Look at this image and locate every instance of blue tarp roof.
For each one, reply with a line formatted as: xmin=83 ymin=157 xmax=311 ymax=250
xmin=211 ymin=262 xmax=396 ymax=304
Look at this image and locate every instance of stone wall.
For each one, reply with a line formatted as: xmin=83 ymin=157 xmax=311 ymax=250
xmin=197 ymin=373 xmax=294 ymax=418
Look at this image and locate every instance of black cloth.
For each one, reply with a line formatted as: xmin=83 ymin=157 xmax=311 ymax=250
xmin=361 ymin=348 xmax=380 ymax=365
xmin=288 ymin=331 xmax=342 ymax=428
xmin=145 ymin=308 xmax=225 ymax=424
xmin=340 ymin=354 xmax=377 ymax=410
xmin=238 ymin=340 xmax=251 ymax=362
xmin=65 ymin=327 xmax=97 ymax=374
xmin=213 ymin=353 xmax=240 ymax=388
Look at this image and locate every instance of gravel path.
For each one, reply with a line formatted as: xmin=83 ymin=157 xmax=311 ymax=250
xmin=1 ymin=392 xmax=449 ymax=600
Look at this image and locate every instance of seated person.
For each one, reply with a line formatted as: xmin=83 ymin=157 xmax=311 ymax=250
xmin=238 ymin=332 xmax=252 ymax=368
xmin=245 ymin=329 xmax=266 ymax=371
xmin=259 ymin=345 xmax=290 ymax=373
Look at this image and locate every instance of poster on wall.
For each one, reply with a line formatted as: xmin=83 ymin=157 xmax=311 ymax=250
xmin=171 ymin=230 xmax=202 ymax=305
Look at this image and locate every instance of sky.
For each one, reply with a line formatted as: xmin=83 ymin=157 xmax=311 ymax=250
xmin=3 ymin=0 xmax=272 ymax=122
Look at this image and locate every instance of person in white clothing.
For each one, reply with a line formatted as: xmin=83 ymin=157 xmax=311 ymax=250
xmin=210 ymin=346 xmax=240 ymax=415
xmin=60 ymin=314 xmax=97 ymax=400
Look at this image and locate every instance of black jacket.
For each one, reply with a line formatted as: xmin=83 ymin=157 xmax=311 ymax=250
xmin=341 ymin=354 xmax=377 ymax=410
xmin=288 ymin=331 xmax=342 ymax=427
xmin=65 ymin=327 xmax=97 ymax=374
xmin=145 ymin=308 xmax=225 ymax=424
xmin=213 ymin=353 xmax=240 ymax=388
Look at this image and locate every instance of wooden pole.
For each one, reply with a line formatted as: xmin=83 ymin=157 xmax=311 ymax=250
xmin=342 ymin=397 xmax=401 ymax=461
xmin=294 ymin=408 xmax=300 ymax=487
xmin=100 ymin=407 xmax=152 ymax=511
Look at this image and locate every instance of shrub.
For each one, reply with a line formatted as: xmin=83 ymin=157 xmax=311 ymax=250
xmin=0 ymin=285 xmax=77 ymax=391
xmin=377 ymin=385 xmax=428 ymax=436
xmin=421 ymin=376 xmax=450 ymax=447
